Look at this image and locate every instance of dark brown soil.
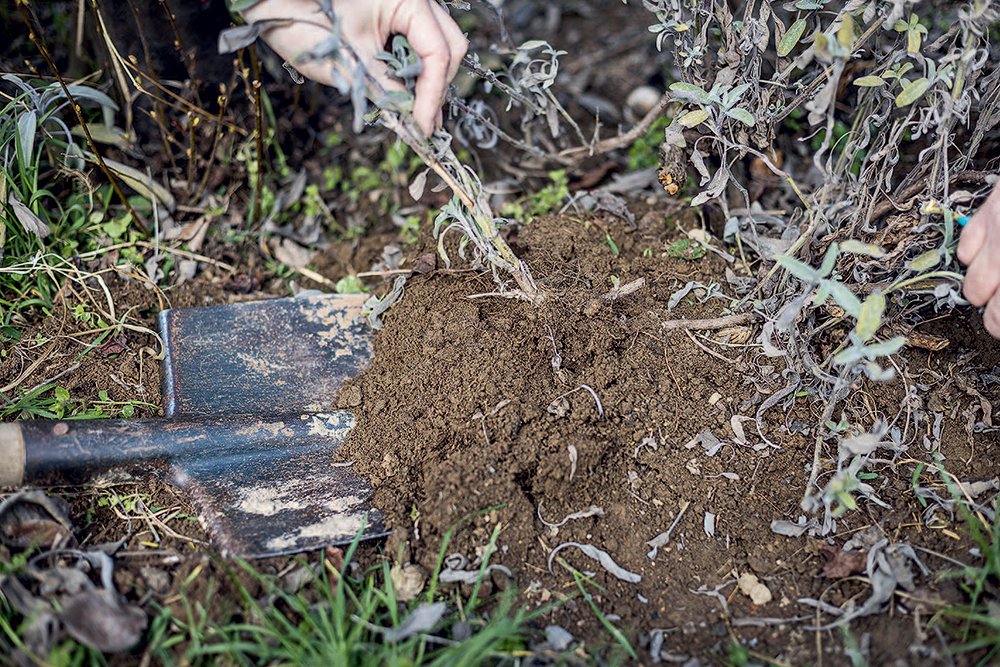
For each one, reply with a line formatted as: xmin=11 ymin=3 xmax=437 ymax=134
xmin=334 ymin=208 xmax=1000 ymax=664
xmin=3 ymin=205 xmax=999 ymax=666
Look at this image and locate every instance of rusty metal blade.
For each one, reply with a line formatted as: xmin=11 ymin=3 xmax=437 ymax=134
xmin=159 ymin=292 xmax=373 ymax=417
xmin=169 ymin=413 xmax=385 ymax=558
xmin=154 ymin=293 xmax=384 ymax=556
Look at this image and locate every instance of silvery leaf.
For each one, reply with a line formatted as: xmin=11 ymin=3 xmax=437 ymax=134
xmin=383 ymin=602 xmax=447 ymax=642
xmin=218 ymin=20 xmax=292 ymax=54
xmin=548 ymin=542 xmax=641 ymax=583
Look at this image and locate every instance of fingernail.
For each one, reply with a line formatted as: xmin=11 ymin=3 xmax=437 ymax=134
xmin=957 ymin=215 xmax=971 ymax=226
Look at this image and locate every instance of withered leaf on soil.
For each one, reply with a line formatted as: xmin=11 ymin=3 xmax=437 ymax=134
xmin=684 ymin=429 xmax=721 ymax=453
xmin=633 ymin=435 xmax=658 ymax=458
xmin=271 ymin=238 xmax=316 ymax=269
xmin=703 ymin=512 xmax=716 ymax=537
xmin=438 ymin=551 xmax=512 ymax=586
xmin=547 ymin=396 xmax=570 ymax=417
xmin=60 ymin=589 xmax=147 ymax=653
xmin=438 ymin=562 xmax=511 ymax=585
xmin=542 ymin=625 xmax=575 ymax=652
xmin=579 ymin=384 xmax=604 ymax=418
xmin=0 ymin=490 xmax=75 ymax=550
xmin=567 ymin=444 xmax=578 ymax=480
xmin=383 ymin=601 xmax=447 ymax=642
xmin=548 ymin=542 xmax=641 ymax=583
xmin=390 ymin=562 xmax=426 ymax=601
xmin=411 ymin=252 xmax=437 ymax=274
xmin=685 ymin=458 xmax=701 ymax=476
xmin=770 ymin=516 xmax=821 ymax=537
xmin=537 ymin=503 xmax=605 ymax=529
xmin=803 ymin=540 xmax=929 ymax=630
xmin=819 ymin=544 xmax=867 ymax=579
xmin=365 ymin=275 xmax=406 ymax=330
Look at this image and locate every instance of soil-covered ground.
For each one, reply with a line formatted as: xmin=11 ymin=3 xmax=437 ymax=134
xmin=4 ymin=205 xmax=999 ymax=665
xmin=3 ymin=0 xmax=1000 ymax=664
xmin=339 ymin=208 xmax=1000 ymax=664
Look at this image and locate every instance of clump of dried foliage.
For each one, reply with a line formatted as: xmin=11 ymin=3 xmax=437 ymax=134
xmin=637 ymin=0 xmax=998 ymax=525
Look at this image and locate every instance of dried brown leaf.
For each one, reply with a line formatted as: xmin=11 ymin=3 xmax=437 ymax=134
xmin=819 ymin=543 xmax=867 ymax=578
xmin=60 ymin=589 xmax=147 ymax=653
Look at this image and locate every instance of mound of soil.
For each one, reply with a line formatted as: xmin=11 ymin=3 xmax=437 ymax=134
xmin=338 ymin=208 xmax=1000 ymax=663
xmin=2 ymin=203 xmax=997 ymax=665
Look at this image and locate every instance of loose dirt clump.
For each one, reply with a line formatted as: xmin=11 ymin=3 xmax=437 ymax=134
xmin=340 ymin=208 xmax=1000 ymax=663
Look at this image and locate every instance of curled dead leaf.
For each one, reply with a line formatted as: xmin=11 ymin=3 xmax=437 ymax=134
xmin=0 ymin=490 xmax=75 ymax=550
xmin=60 ymin=589 xmax=146 ymax=653
xmin=819 ymin=543 xmax=867 ymax=579
xmin=390 ymin=562 xmax=427 ymax=601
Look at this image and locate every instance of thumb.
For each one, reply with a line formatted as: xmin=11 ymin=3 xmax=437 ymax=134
xmin=958 ymin=212 xmax=987 ymax=266
xmin=958 ymin=182 xmax=1000 ymax=265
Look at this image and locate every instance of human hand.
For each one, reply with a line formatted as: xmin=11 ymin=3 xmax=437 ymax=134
xmin=957 ymin=179 xmax=1000 ymax=338
xmin=240 ymin=0 xmax=467 ymax=135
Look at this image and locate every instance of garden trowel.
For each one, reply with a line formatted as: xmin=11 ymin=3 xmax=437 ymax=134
xmin=0 ymin=293 xmax=386 ymax=558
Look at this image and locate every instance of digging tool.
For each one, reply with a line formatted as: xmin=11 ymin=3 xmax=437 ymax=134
xmin=0 ymin=292 xmax=386 ymax=558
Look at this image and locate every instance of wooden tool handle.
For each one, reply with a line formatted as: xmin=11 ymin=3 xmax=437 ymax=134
xmin=0 ymin=412 xmax=356 ymax=488
xmin=0 ymin=423 xmax=25 ymax=486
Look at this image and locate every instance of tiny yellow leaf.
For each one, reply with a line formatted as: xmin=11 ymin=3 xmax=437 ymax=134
xmin=856 ymin=292 xmax=885 ymax=342
xmin=678 ymin=109 xmax=710 ymax=127
xmin=778 ymin=19 xmax=807 ymax=57
xmin=854 ymin=75 xmax=886 ymax=87
xmin=838 ymin=14 xmax=855 ymax=49
xmin=906 ymin=248 xmax=940 ymax=272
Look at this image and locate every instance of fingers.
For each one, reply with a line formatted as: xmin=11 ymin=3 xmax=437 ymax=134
xmin=432 ymin=2 xmax=468 ymax=84
xmin=963 ymin=240 xmax=1000 ymax=307
xmin=957 ymin=182 xmax=1000 ymax=265
xmin=985 ymin=294 xmax=1000 ymax=338
xmin=957 ymin=211 xmax=986 ymax=266
xmin=242 ymin=0 xmax=464 ymax=135
xmin=391 ymin=0 xmax=467 ymax=134
xmin=959 ymin=183 xmax=1000 ymax=309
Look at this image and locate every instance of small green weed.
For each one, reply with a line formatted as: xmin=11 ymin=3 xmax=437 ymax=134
xmin=501 ymin=169 xmax=570 ymax=222
xmin=628 ymin=115 xmax=670 ymax=171
xmin=0 ymin=383 xmax=153 ymax=420
xmin=335 ymin=274 xmax=368 ymax=294
xmin=138 ymin=530 xmax=544 ymax=667
xmin=1 ymin=384 xmax=106 ymax=420
xmin=96 ymin=490 xmax=159 ymax=514
xmin=930 ymin=464 xmax=1000 ymax=665
xmin=666 ymin=238 xmax=707 ymax=260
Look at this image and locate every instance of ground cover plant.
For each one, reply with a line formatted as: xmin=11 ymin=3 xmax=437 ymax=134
xmin=1 ymin=0 xmax=1000 ymax=665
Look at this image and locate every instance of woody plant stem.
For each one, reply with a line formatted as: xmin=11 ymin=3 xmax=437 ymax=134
xmin=379 ymin=110 xmax=544 ymax=304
